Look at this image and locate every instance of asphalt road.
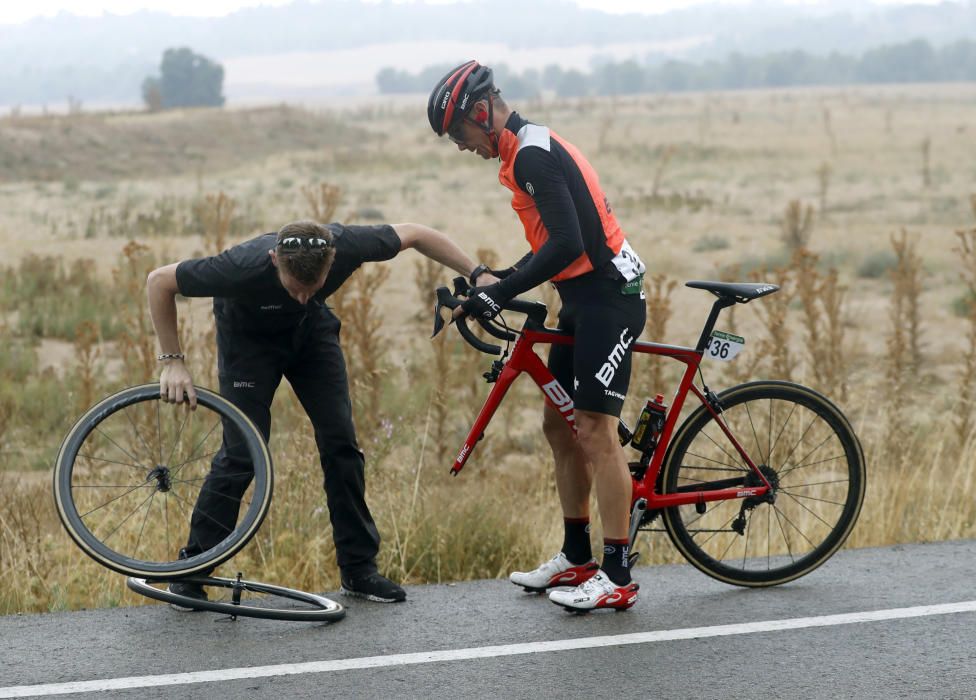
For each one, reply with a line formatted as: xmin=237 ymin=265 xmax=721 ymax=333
xmin=2 ymin=540 xmax=976 ymax=699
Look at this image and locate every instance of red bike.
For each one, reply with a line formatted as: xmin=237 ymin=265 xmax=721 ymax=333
xmin=434 ymin=277 xmax=865 ymax=587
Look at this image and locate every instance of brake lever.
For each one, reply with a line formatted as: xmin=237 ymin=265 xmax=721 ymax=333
xmin=452 ymin=276 xmax=473 ymax=297
xmin=432 ymin=286 xmax=459 ymax=339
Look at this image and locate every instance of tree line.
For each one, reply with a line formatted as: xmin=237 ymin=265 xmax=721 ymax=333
xmin=377 ymin=39 xmax=976 ymax=98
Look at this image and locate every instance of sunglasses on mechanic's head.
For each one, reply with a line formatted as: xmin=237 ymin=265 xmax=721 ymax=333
xmin=276 ymin=236 xmax=334 ymax=252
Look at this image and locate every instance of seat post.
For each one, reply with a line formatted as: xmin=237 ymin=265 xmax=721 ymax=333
xmin=695 ymin=296 xmax=736 ymax=353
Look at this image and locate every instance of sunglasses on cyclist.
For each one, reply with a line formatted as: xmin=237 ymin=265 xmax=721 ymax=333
xmin=447 ymin=117 xmax=478 ymax=145
xmin=276 ymin=236 xmax=334 ymax=251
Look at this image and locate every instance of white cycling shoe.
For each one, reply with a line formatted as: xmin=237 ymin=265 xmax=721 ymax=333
xmin=509 ymin=552 xmax=599 ymax=593
xmin=548 ymin=570 xmax=639 ymax=612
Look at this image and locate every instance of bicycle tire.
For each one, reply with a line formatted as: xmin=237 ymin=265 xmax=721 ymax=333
xmin=126 ymin=576 xmax=345 ymax=623
xmin=660 ymin=380 xmax=865 ymax=587
xmin=53 ymin=383 xmax=273 ymax=578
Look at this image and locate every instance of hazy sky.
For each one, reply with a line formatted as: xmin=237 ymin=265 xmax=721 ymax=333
xmin=0 ymin=0 xmax=946 ymax=26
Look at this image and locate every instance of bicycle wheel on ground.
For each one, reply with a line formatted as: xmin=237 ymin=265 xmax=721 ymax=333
xmin=126 ymin=576 xmax=345 ymax=623
xmin=660 ymin=380 xmax=865 ymax=587
xmin=53 ymin=383 xmax=273 ymax=579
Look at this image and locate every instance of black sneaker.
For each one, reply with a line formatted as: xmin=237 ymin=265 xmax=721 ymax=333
xmin=339 ymin=572 xmax=406 ymax=603
xmin=167 ymin=581 xmax=209 ymax=612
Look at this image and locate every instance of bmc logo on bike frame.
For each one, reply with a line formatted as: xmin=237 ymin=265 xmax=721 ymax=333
xmin=596 ymin=328 xmax=634 ymax=387
xmin=542 ymin=379 xmax=575 ymax=425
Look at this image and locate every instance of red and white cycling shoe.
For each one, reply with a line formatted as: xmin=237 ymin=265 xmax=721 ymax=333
xmin=509 ymin=552 xmax=599 ymax=593
xmin=548 ymin=570 xmax=639 ymax=612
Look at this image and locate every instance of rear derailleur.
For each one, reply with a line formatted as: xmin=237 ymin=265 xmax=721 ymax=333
xmin=731 ymin=465 xmax=779 ymax=535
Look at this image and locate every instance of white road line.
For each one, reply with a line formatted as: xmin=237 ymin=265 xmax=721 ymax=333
xmin=3 ymin=600 xmax=976 ymax=698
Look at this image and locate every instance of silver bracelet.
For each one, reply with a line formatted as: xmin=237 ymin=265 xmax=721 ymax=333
xmin=157 ymin=353 xmax=185 ymax=362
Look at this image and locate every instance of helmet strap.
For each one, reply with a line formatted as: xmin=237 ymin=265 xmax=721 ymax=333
xmin=483 ymin=95 xmax=499 ymax=158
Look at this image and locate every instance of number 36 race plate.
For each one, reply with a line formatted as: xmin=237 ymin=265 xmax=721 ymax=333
xmin=706 ymin=330 xmax=745 ymax=361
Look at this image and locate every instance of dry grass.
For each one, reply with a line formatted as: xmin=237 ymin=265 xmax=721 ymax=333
xmin=2 ymin=83 xmax=976 ymax=613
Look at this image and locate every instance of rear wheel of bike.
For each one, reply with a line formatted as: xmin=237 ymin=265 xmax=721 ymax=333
xmin=53 ymin=383 xmax=273 ymax=579
xmin=661 ymin=380 xmax=865 ymax=587
xmin=126 ymin=576 xmax=345 ymax=623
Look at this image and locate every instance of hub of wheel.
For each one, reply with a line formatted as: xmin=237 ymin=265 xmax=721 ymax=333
xmin=147 ymin=465 xmax=172 ymax=492
xmin=743 ymin=464 xmax=779 ymax=507
xmin=731 ymin=465 xmax=780 ymax=535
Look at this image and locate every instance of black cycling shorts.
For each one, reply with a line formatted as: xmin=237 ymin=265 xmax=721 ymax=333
xmin=547 ymin=271 xmax=647 ymax=417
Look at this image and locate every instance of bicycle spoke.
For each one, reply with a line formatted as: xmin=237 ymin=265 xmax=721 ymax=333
xmin=782 ymin=478 xmax=849 ymax=489
xmin=741 ymin=510 xmax=751 ymax=569
xmin=779 ymin=490 xmax=846 ymax=507
xmin=121 ymin=405 xmax=157 ymax=469
xmin=780 ymin=441 xmax=843 ymax=479
xmin=194 ymin=485 xmax=251 ymax=507
xmin=683 ymin=450 xmax=748 ymax=472
xmin=171 ymin=470 xmax=253 ymax=485
xmin=781 ymin=490 xmax=837 ymax=529
xmin=716 ymin=523 xmax=740 ymax=562
xmin=168 ymin=449 xmax=222 ymax=478
xmin=691 ymin=511 xmax=738 ymax=547
xmin=765 ymin=400 xmax=798 ymax=465
xmin=164 ymin=489 xmax=171 ymax=558
xmin=166 ymin=490 xmax=235 ymax=535
xmin=97 ymin=488 xmax=159 ymax=546
xmin=77 ymin=453 xmax=147 ymax=471
xmin=93 ymin=427 xmax=150 ymax=471
xmin=78 ymin=480 xmax=152 ymax=519
xmin=163 ymin=405 xmax=192 ymax=469
xmin=170 ymin=419 xmax=222 ymax=473
xmin=72 ymin=483 xmax=146 ymax=489
xmin=133 ymin=489 xmax=158 ymax=559
xmin=156 ymin=398 xmax=162 ymax=466
xmin=771 ymin=503 xmax=818 ymax=549
xmin=742 ymin=401 xmax=768 ymax=468
xmin=776 ymin=412 xmax=821 ymax=473
xmin=696 ymin=428 xmax=747 ymax=471
xmin=771 ymin=505 xmax=796 ymax=563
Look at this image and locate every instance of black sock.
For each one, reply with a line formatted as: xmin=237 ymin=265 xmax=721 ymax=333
xmin=601 ymin=538 xmax=631 ymax=585
xmin=561 ymin=517 xmax=592 ymax=565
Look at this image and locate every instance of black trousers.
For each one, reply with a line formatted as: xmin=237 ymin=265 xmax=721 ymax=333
xmin=184 ymin=309 xmax=380 ymax=578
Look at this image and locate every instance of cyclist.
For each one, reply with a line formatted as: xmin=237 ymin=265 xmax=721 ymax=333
xmin=428 ymin=61 xmax=647 ymax=612
xmin=147 ymin=220 xmax=486 ymax=607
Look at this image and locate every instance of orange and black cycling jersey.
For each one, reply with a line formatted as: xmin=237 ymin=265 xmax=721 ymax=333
xmin=492 ymin=112 xmax=642 ymax=300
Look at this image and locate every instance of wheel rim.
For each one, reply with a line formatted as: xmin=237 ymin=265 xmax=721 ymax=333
xmin=54 ymin=385 xmax=272 ymax=577
xmin=664 ymin=383 xmax=864 ymax=585
xmin=127 ymin=576 xmax=345 ymax=622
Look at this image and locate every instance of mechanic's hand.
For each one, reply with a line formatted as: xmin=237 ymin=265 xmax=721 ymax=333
xmin=456 ymin=283 xmax=507 ymax=322
xmin=159 ymin=359 xmax=197 ymax=410
xmin=473 ymin=271 xmax=501 ymax=287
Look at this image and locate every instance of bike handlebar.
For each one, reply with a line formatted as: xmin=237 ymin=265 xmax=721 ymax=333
xmin=432 ymin=277 xmax=549 ymax=356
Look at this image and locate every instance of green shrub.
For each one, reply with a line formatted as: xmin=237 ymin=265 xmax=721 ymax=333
xmin=857 ymin=250 xmax=898 ymax=279
xmin=951 ymin=292 xmax=976 ymax=318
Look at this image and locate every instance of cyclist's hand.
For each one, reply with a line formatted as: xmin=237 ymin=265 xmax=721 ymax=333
xmin=459 ymin=283 xmax=507 ymax=321
xmin=159 ymin=360 xmax=197 ymax=410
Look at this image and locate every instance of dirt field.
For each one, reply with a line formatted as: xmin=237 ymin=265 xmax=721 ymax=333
xmin=2 ymin=83 xmax=975 ymax=614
